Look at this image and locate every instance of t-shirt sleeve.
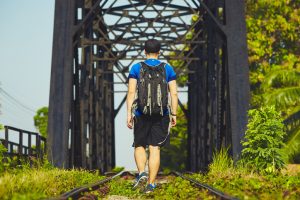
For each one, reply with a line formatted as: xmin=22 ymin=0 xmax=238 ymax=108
xmin=165 ymin=64 xmax=177 ymax=82
xmin=128 ymin=63 xmax=140 ymax=80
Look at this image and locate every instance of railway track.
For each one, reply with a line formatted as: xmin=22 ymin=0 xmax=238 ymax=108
xmin=49 ymin=171 xmax=238 ymax=200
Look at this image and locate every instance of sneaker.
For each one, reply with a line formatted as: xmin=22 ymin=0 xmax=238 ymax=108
xmin=132 ymin=172 xmax=148 ymax=189
xmin=143 ymin=183 xmax=156 ymax=194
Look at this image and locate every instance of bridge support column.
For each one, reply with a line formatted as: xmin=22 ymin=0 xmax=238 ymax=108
xmin=224 ymin=0 xmax=250 ymax=160
xmin=48 ymin=0 xmax=75 ymax=168
xmin=188 ymin=0 xmax=249 ymax=171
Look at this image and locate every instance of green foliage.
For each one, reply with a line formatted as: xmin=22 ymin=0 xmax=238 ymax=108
xmin=34 ymin=107 xmax=48 ymax=138
xmin=0 ymin=124 xmax=3 ymax=130
xmin=263 ymin=86 xmax=300 ymax=109
xmin=261 ymin=69 xmax=300 ymax=91
xmin=241 ymin=106 xmax=286 ymax=174
xmin=191 ymin=169 xmax=300 ymax=200
xmin=112 ymin=166 xmax=125 ymax=173
xmin=208 ymin=147 xmax=233 ymax=175
xmin=246 ymin=0 xmax=300 ymax=87
xmin=107 ymin=177 xmax=141 ymax=198
xmin=0 ymin=168 xmax=104 ymax=200
xmin=0 ymin=143 xmax=7 ymax=173
xmin=283 ymin=128 xmax=300 ymax=163
xmin=105 ymin=176 xmax=213 ymax=200
xmin=150 ymin=176 xmax=213 ymax=200
xmin=258 ymin=69 xmax=300 ymax=114
xmin=246 ymin=0 xmax=300 ymax=162
xmin=161 ymin=106 xmax=187 ymax=172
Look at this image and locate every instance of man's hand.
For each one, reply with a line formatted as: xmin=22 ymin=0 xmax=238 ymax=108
xmin=170 ymin=115 xmax=176 ymax=127
xmin=127 ymin=114 xmax=133 ymax=129
xmin=168 ymin=80 xmax=178 ymax=128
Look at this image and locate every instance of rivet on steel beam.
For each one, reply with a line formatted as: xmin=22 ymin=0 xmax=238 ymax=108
xmin=173 ymin=10 xmax=179 ymax=17
xmin=123 ymin=10 xmax=129 ymax=17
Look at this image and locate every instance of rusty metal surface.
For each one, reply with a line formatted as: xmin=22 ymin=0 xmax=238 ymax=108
xmin=48 ymin=0 xmax=249 ymax=172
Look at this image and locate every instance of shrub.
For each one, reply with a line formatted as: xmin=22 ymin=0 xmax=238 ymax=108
xmin=241 ymin=106 xmax=286 ymax=174
xmin=0 ymin=143 xmax=7 ymax=173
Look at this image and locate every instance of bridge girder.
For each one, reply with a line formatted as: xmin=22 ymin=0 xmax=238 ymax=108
xmin=48 ymin=0 xmax=249 ymax=172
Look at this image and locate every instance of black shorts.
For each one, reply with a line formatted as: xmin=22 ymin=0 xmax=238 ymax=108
xmin=133 ymin=114 xmax=170 ymax=148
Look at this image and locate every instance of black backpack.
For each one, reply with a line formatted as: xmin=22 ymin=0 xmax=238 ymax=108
xmin=134 ymin=62 xmax=169 ymax=116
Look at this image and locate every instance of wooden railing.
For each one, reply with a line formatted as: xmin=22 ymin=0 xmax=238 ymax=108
xmin=0 ymin=125 xmax=46 ymax=158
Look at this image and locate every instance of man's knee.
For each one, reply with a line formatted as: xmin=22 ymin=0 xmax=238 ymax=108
xmin=135 ymin=146 xmax=146 ymax=152
xmin=149 ymin=145 xmax=160 ymax=152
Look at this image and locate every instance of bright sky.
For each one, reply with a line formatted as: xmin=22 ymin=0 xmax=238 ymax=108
xmin=0 ymin=0 xmax=188 ymax=170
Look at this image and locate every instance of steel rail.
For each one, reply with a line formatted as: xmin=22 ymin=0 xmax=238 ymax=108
xmin=49 ymin=170 xmax=130 ymax=200
xmin=50 ymin=171 xmax=238 ymax=200
xmin=174 ymin=171 xmax=239 ymax=200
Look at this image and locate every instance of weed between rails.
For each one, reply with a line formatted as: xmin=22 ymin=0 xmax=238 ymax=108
xmin=82 ymin=175 xmax=216 ymax=200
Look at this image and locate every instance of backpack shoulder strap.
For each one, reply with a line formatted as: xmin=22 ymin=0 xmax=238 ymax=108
xmin=140 ymin=61 xmax=166 ymax=70
xmin=157 ymin=62 xmax=166 ymax=68
xmin=140 ymin=61 xmax=149 ymax=67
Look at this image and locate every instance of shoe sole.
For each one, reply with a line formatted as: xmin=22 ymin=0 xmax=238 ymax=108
xmin=144 ymin=190 xmax=153 ymax=194
xmin=132 ymin=176 xmax=148 ymax=189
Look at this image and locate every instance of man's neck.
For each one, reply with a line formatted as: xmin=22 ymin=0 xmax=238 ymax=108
xmin=146 ymin=56 xmax=159 ymax=60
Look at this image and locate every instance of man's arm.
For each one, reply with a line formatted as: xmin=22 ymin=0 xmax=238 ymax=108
xmin=168 ymin=80 xmax=178 ymax=127
xmin=126 ymin=78 xmax=137 ymax=129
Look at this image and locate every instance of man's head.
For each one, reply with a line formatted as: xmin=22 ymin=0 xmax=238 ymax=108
xmin=144 ymin=39 xmax=160 ymax=58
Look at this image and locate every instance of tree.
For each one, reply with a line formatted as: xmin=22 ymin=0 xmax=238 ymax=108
xmin=34 ymin=107 xmax=48 ymax=138
xmin=246 ymin=0 xmax=300 ymax=162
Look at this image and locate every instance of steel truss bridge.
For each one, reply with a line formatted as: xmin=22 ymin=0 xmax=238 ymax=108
xmin=48 ymin=0 xmax=250 ymax=172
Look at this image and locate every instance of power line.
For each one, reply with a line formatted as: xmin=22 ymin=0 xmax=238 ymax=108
xmin=0 ymin=95 xmax=34 ymax=116
xmin=0 ymin=107 xmax=33 ymax=129
xmin=0 ymin=88 xmax=36 ymax=114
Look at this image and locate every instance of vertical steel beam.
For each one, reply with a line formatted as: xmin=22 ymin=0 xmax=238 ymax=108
xmin=48 ymin=0 xmax=75 ymax=168
xmin=188 ymin=8 xmax=208 ymax=171
xmin=224 ymin=0 xmax=250 ymax=159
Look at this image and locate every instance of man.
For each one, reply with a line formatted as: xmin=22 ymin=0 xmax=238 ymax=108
xmin=126 ymin=39 xmax=178 ymax=193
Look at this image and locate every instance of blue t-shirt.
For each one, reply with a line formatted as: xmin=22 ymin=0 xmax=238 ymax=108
xmin=128 ymin=58 xmax=177 ymax=116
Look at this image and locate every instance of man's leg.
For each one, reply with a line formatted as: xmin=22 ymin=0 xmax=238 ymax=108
xmin=148 ymin=145 xmax=160 ymax=184
xmin=134 ymin=146 xmax=147 ymax=173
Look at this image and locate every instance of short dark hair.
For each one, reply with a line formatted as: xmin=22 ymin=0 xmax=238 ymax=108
xmin=144 ymin=39 xmax=161 ymax=53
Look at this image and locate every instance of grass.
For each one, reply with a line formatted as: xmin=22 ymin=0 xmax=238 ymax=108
xmin=190 ymin=168 xmax=300 ymax=200
xmin=0 ymin=148 xmax=299 ymax=199
xmin=0 ymin=163 xmax=299 ymax=200
xmin=208 ymin=147 xmax=233 ymax=174
xmin=189 ymin=148 xmax=300 ymax=200
xmin=0 ymin=167 xmax=104 ymax=200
